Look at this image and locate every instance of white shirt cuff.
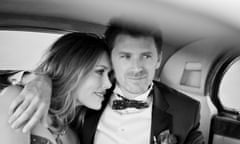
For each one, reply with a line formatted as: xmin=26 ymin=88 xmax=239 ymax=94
xmin=8 ymin=71 xmax=26 ymax=85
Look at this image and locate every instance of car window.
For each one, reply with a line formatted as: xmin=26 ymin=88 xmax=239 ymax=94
xmin=219 ymin=57 xmax=240 ymax=112
xmin=0 ymin=30 xmax=62 ymax=70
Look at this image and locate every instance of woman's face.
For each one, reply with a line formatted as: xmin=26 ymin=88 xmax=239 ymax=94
xmin=73 ymin=52 xmax=112 ymax=110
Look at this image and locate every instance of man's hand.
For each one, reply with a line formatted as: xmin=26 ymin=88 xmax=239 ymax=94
xmin=8 ymin=73 xmax=52 ymax=133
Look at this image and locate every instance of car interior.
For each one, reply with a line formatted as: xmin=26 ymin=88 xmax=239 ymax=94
xmin=1 ymin=0 xmax=240 ymax=144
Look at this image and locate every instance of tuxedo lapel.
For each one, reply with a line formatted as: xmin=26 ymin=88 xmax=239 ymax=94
xmin=81 ymin=109 xmax=102 ymax=144
xmin=150 ymin=83 xmax=173 ymax=144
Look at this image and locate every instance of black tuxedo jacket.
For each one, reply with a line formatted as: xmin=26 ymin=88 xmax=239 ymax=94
xmin=73 ymin=81 xmax=204 ymax=144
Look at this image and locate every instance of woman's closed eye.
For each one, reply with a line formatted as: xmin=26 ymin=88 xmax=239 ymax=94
xmin=95 ymin=69 xmax=105 ymax=76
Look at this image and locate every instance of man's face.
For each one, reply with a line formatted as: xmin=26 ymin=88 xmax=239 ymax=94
xmin=111 ymin=34 xmax=161 ymax=98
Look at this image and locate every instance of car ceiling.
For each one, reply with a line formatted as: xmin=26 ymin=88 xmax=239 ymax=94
xmin=1 ymin=0 xmax=240 ymax=48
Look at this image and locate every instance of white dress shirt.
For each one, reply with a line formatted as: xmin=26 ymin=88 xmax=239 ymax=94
xmin=94 ymin=84 xmax=153 ymax=144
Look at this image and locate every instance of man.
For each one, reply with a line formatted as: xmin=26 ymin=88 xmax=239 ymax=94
xmin=7 ymin=21 xmax=204 ymax=144
xmin=77 ymin=22 xmax=204 ymax=144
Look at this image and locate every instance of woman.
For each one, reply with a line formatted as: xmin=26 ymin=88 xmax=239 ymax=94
xmin=0 ymin=32 xmax=112 ymax=144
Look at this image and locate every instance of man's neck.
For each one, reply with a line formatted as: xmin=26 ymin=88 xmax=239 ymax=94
xmin=121 ymin=90 xmax=143 ymax=99
xmin=115 ymin=83 xmax=153 ymax=100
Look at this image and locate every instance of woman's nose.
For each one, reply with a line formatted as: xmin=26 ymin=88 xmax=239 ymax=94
xmin=102 ymin=75 xmax=112 ymax=89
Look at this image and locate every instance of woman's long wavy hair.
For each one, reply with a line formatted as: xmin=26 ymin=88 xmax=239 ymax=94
xmin=35 ymin=32 xmax=109 ymax=132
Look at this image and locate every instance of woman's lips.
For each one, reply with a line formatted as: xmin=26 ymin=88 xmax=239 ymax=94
xmin=95 ymin=92 xmax=105 ymax=99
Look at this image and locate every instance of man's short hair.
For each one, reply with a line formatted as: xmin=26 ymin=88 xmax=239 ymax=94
xmin=104 ymin=20 xmax=163 ymax=55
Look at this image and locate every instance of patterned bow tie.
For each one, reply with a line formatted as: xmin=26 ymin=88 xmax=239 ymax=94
xmin=112 ymin=94 xmax=149 ymax=110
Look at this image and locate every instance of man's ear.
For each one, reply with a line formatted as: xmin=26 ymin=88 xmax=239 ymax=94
xmin=155 ymin=52 xmax=162 ymax=69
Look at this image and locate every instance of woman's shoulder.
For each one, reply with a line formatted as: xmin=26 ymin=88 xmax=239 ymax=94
xmin=0 ymin=85 xmax=22 ymax=100
xmin=0 ymin=85 xmax=29 ymax=144
xmin=0 ymin=85 xmax=22 ymax=112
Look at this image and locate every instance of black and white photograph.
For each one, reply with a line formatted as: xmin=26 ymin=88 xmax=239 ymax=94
xmin=0 ymin=0 xmax=240 ymax=144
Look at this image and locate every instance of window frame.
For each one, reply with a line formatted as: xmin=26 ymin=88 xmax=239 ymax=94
xmin=207 ymin=49 xmax=240 ymax=119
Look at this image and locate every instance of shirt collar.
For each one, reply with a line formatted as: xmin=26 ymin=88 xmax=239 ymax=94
xmin=113 ymin=82 xmax=154 ymax=101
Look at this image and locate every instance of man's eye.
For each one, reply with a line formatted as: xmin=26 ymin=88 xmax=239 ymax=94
xmin=120 ymin=55 xmax=130 ymax=59
xmin=143 ymin=55 xmax=151 ymax=59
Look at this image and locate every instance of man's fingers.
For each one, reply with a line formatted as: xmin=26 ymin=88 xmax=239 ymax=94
xmin=8 ymin=99 xmax=30 ymax=124
xmin=8 ymin=73 xmax=52 ymax=133
xmin=22 ymin=103 xmax=46 ymax=133
xmin=10 ymin=96 xmax=39 ymax=129
xmin=8 ymin=94 xmax=24 ymax=115
xmin=8 ymin=89 xmax=36 ymax=124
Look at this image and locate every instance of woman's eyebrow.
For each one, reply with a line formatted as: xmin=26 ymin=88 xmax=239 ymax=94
xmin=95 ymin=65 xmax=110 ymax=70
